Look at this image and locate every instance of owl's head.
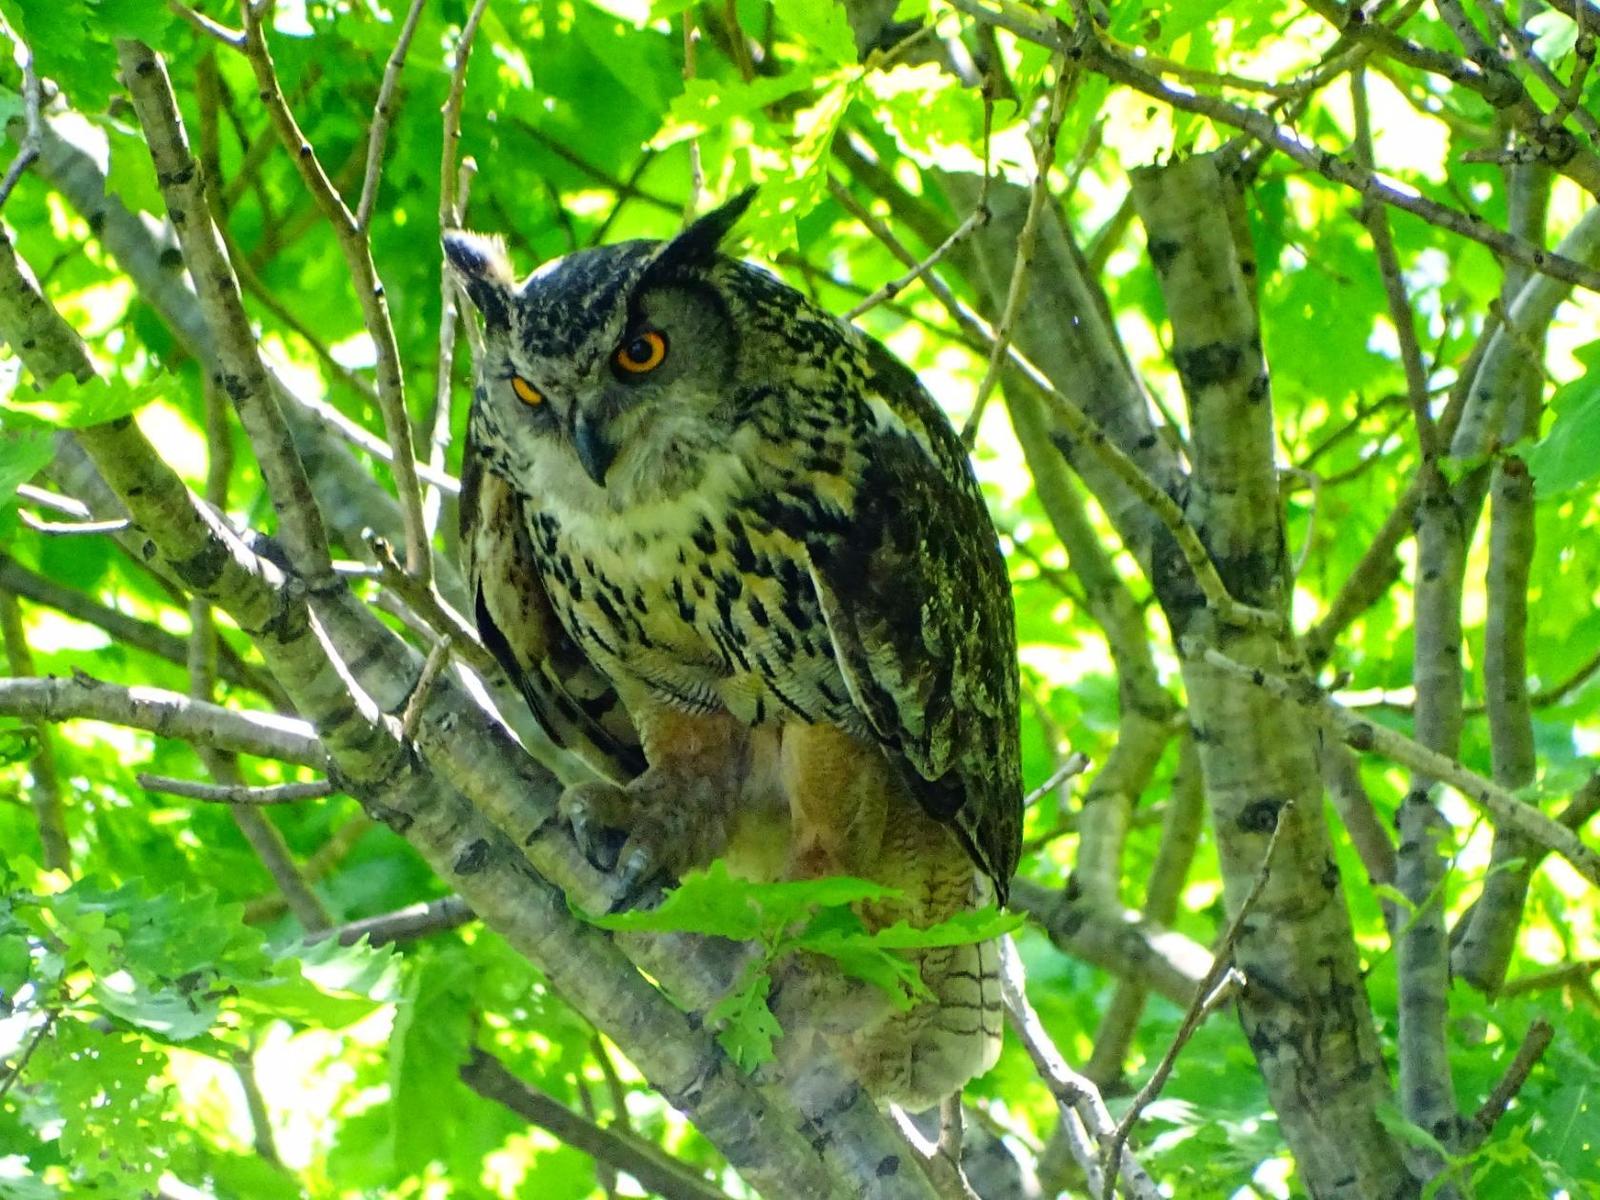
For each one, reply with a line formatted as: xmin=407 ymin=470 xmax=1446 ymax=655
xmin=445 ymin=190 xmax=765 ymax=504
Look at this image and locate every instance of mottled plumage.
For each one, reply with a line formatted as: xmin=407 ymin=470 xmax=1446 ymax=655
xmin=447 ymin=192 xmax=1022 ymax=1106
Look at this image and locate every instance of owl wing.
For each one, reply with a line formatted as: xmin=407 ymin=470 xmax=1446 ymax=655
xmin=801 ymin=338 xmax=1022 ymax=899
xmin=460 ymin=424 xmax=645 ymax=783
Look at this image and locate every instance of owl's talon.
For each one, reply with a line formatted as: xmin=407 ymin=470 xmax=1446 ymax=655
xmin=573 ymin=812 xmax=625 ymax=872
xmin=560 ymin=780 xmax=632 ymax=873
xmin=612 ymin=844 xmax=666 ymax=909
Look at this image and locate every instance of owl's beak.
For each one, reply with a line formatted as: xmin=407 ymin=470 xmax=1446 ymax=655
xmin=572 ymin=414 xmax=618 ymax=487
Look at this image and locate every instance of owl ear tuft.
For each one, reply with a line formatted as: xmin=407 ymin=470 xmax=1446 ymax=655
xmin=443 ymin=230 xmax=516 ymax=327
xmin=646 ymin=187 xmax=757 ymax=279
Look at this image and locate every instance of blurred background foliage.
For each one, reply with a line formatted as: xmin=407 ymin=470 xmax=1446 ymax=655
xmin=1 ymin=0 xmax=1599 ymax=1196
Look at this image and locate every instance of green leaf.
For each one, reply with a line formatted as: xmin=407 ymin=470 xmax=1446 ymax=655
xmin=90 ymin=0 xmax=174 ymax=43
xmin=0 ymin=430 xmax=54 ymax=508
xmin=788 ymin=906 xmax=926 ymax=1009
xmin=98 ymin=117 xmax=165 ymax=216
xmin=0 ymin=721 xmax=41 ymax=765
xmin=774 ymin=0 xmax=857 ymax=65
xmin=581 ymin=860 xmax=901 ymax=941
xmin=654 ymin=71 xmax=818 ymax=148
xmin=389 ymin=947 xmax=474 ymax=1173
xmin=2 ymin=374 xmax=167 ymax=430
xmin=864 ymin=905 xmax=1023 ymax=949
xmin=1529 ymin=344 xmax=1600 ymax=493
xmin=0 ymin=930 xmax=30 ymax=998
xmin=708 ymin=967 xmax=782 ymax=1068
xmin=91 ymin=970 xmax=218 ymax=1041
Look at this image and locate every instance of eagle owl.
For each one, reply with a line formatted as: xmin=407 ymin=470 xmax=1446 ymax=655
xmin=445 ymin=191 xmax=1021 ymax=1107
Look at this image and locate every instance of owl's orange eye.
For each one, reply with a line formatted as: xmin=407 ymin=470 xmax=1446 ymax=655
xmin=614 ymin=330 xmax=668 ymax=375
xmin=511 ymin=376 xmax=543 ymax=406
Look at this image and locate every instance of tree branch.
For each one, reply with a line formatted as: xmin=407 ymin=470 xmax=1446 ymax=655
xmin=0 ymin=675 xmax=324 ymax=766
xmin=461 ymin=1046 xmax=732 ymax=1200
xmin=1191 ymin=645 xmax=1600 ymax=888
xmin=116 ymin=39 xmax=336 ymax=586
xmin=237 ymin=13 xmax=431 ymax=584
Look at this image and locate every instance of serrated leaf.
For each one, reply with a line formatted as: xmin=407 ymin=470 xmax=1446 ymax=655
xmin=91 ymin=970 xmax=218 ymax=1041
xmin=91 ymin=0 xmax=173 ymax=43
xmin=789 ymin=910 xmax=926 ymax=1010
xmin=653 ymin=71 xmax=817 ymax=148
xmin=2 ymin=374 xmax=167 ymax=430
xmin=865 ymin=905 xmax=1022 ymax=949
xmin=0 ymin=431 xmax=54 ymax=508
xmin=581 ymin=860 xmax=901 ymax=941
xmin=708 ymin=968 xmax=782 ymax=1069
xmin=293 ymin=933 xmax=402 ymax=1001
xmin=389 ymin=948 xmax=474 ymax=1173
xmin=775 ymin=0 xmax=857 ymax=65
xmin=1529 ymin=347 xmax=1600 ymax=493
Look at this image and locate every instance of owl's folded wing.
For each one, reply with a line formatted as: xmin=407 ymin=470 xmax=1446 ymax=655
xmin=802 ymin=347 xmax=1022 ymax=899
xmin=460 ymin=438 xmax=645 ymax=783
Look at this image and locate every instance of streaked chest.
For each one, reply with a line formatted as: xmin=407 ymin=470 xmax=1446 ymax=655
xmin=522 ymin=460 xmax=855 ymax=730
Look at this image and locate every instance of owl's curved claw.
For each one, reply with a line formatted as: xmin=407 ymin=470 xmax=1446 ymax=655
xmin=610 ymin=844 xmax=668 ymax=911
xmin=571 ymin=810 xmax=625 ymax=873
xmin=559 ymin=779 xmax=630 ymax=873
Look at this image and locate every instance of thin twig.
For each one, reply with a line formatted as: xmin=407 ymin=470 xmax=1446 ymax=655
xmin=166 ymin=1 xmax=245 ymax=48
xmin=427 ymin=158 xmax=475 ymax=539
xmin=401 ymin=636 xmax=453 ymax=741
xmin=137 ymin=774 xmax=335 ymax=805
xmin=684 ymin=11 xmax=704 ymax=219
xmin=232 ymin=1045 xmax=283 ymax=1167
xmin=14 ymin=484 xmax=91 ymax=518
xmin=368 ymin=534 xmax=496 ymax=672
xmin=440 ymin=0 xmax=491 ymax=230
xmin=460 ymin=1047 xmax=733 ymax=1200
xmin=1351 ymin=67 xmax=1439 ymax=462
xmin=1022 ymin=752 xmax=1091 ymax=808
xmin=0 ymin=20 xmax=44 ymax=210
xmin=1101 ymin=801 xmax=1295 ymax=1198
xmin=0 ymin=587 xmax=69 ymax=869
xmin=1461 ymin=1018 xmax=1554 ymax=1152
xmin=844 ymin=205 xmax=991 ymax=320
xmin=17 ymin=511 xmax=132 ymax=536
xmin=239 ymin=10 xmax=430 ymax=583
xmin=1501 ymin=958 xmax=1600 ymax=996
xmin=961 ymin=58 xmax=1073 ymax=446
xmin=355 ymin=0 xmax=427 ymax=232
xmin=305 ymin=895 xmax=476 ymax=947
xmin=998 ymin=938 xmax=1161 ymax=1200
xmin=0 ymin=1008 xmax=59 ymax=1106
xmin=887 ymin=1106 xmax=980 ymax=1200
xmin=949 ymin=0 xmax=1600 ymax=293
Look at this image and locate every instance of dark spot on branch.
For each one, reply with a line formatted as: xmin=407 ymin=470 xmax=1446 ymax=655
xmin=1146 ymin=236 xmax=1182 ymax=273
xmin=1236 ymin=797 xmax=1283 ymax=833
xmin=1173 ymin=340 xmax=1244 ymax=389
xmin=454 ymin=838 xmax=492 ymax=875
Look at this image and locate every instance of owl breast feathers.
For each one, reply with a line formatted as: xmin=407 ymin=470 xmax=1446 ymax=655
xmin=446 ymin=191 xmax=1022 ymax=1107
